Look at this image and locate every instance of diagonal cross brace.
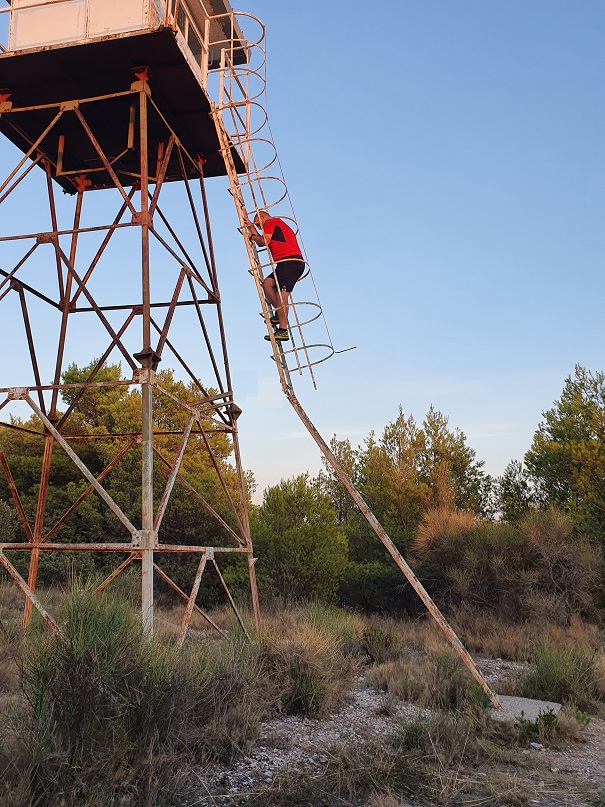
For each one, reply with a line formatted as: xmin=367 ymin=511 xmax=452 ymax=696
xmin=26 ymin=396 xmax=140 ymax=542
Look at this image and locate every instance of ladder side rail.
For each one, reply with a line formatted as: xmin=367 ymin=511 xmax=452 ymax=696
xmin=214 ymin=19 xmax=338 ymax=380
xmin=216 ymin=72 xmax=313 ymax=380
xmin=215 ymin=49 xmax=305 ymax=386
xmin=215 ymin=43 xmax=331 ymax=377
xmin=211 ymin=104 xmax=294 ymax=390
xmin=284 ymin=385 xmax=501 ymax=709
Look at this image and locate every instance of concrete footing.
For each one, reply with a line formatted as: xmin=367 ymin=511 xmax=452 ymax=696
xmin=489 ymin=695 xmax=561 ymax=723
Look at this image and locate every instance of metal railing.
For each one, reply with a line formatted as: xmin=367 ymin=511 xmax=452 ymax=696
xmin=0 ymin=0 xmax=207 ymax=78
xmin=163 ymin=0 xmax=210 ymax=87
xmin=0 ymin=3 xmax=9 ymax=54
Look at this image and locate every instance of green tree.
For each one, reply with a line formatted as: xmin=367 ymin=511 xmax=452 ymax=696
xmin=321 ymin=405 xmax=486 ymax=556
xmin=251 ymin=474 xmax=348 ymax=602
xmin=316 ymin=406 xmax=487 ymax=612
xmin=61 ymin=360 xmax=130 ymax=433
xmin=0 ymin=360 xmax=249 ymax=587
xmin=316 ymin=436 xmax=360 ymax=527
xmin=496 ymin=460 xmax=538 ymax=523
xmin=525 ymin=365 xmax=605 ymax=540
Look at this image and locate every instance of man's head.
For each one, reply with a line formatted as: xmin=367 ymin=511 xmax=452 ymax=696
xmin=253 ymin=210 xmax=270 ymax=227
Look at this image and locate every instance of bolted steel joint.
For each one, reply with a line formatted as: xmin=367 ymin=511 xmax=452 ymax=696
xmin=132 ymin=368 xmax=156 ymax=385
xmin=8 ymin=387 xmax=29 ymax=400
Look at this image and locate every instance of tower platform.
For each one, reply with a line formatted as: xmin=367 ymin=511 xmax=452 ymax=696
xmin=0 ymin=27 xmax=245 ymax=193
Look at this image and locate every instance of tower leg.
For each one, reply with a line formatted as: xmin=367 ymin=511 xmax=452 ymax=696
xmin=141 ymin=375 xmax=154 ymax=638
xmin=23 ymin=433 xmax=53 ymax=628
xmin=138 ymin=81 xmax=154 ymax=638
xmin=247 ymin=554 xmax=261 ymax=631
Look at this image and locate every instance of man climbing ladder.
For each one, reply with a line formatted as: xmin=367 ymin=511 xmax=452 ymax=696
xmin=243 ymin=210 xmax=305 ymax=342
xmin=212 ymin=18 xmax=501 ymax=707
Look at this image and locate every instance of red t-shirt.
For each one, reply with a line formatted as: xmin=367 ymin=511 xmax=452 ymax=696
xmin=262 ymin=217 xmax=303 ymax=262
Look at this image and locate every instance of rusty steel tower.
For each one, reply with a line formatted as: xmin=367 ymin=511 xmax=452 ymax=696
xmin=0 ymin=0 xmax=502 ymax=707
xmin=0 ymin=0 xmax=266 ymax=640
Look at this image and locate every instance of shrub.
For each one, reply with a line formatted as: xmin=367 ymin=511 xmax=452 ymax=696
xmin=251 ymin=475 xmax=349 ymax=602
xmin=515 ymin=708 xmax=559 ymax=744
xmin=517 ymin=643 xmax=605 ymax=711
xmin=8 ymin=589 xmax=187 ymax=807
xmin=520 ymin=508 xmax=603 ymax=623
xmin=0 ymin=588 xmax=278 ymax=806
xmin=187 ymin=634 xmax=277 ymax=762
xmin=413 ymin=510 xmax=528 ymax=620
xmin=413 ymin=507 xmax=603 ymax=624
xmin=338 ymin=560 xmax=408 ymax=613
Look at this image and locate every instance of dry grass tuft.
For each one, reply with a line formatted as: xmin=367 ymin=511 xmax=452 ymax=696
xmin=365 ymin=792 xmax=407 ymax=807
xmin=450 ymin=608 xmax=603 ymax=662
xmin=261 ymin=619 xmax=359 ymax=715
xmin=554 ymin=707 xmax=587 ymax=743
xmin=484 ymin=772 xmax=531 ymax=806
xmin=367 ymin=646 xmax=482 ymax=712
xmin=516 ymin=642 xmax=604 ymax=711
xmin=414 ymin=507 xmax=476 ymax=553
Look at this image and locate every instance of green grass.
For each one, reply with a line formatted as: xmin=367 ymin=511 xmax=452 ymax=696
xmin=518 ymin=642 xmax=605 ymax=711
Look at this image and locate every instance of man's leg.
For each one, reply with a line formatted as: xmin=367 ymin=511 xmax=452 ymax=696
xmin=262 ymin=276 xmax=289 ymax=329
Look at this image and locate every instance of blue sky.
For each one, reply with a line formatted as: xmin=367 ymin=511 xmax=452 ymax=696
xmin=0 ymin=1 xmax=603 ymax=503
xmin=221 ymin=0 xmax=604 ymax=499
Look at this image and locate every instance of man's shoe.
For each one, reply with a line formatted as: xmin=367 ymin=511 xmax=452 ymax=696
xmin=269 ymin=313 xmax=280 ymax=325
xmin=264 ymin=328 xmax=289 ymax=342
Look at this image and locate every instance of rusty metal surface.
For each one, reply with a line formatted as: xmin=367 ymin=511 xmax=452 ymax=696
xmin=0 ymin=29 xmax=244 ymax=192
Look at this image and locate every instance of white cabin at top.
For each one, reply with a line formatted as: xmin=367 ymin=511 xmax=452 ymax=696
xmin=7 ymin=0 xmax=243 ymax=88
xmin=0 ymin=0 xmax=247 ymax=189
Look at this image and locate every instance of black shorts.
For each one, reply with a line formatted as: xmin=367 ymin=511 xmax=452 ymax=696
xmin=273 ymin=259 xmax=305 ymax=292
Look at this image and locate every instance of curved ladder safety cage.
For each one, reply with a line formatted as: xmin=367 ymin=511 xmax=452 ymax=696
xmin=208 ymin=11 xmax=338 ymax=391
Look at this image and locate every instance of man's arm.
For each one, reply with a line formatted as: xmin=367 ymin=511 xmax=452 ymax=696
xmin=243 ymin=217 xmax=270 ymax=247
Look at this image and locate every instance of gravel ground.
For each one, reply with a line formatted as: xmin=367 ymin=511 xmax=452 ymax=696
xmin=184 ymin=662 xmax=605 ymax=807
xmin=189 ymin=677 xmax=418 ymax=802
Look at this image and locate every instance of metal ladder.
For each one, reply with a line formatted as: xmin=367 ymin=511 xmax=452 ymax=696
xmin=207 ymin=12 xmax=501 ymax=708
xmin=208 ymin=12 xmax=337 ymax=393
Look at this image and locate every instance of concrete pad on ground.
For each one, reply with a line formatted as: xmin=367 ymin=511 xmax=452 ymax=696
xmin=488 ymin=695 xmax=561 ymax=723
